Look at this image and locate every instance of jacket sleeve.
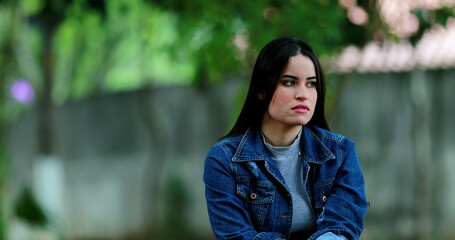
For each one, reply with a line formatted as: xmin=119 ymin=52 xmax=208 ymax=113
xmin=315 ymin=232 xmax=347 ymax=240
xmin=203 ymin=144 xmax=286 ymax=240
xmin=309 ymin=140 xmax=368 ymax=240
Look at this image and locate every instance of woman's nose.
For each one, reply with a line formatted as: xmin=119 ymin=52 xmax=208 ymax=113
xmin=295 ymin=85 xmax=308 ymax=100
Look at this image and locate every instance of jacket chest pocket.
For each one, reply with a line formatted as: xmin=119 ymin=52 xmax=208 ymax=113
xmin=313 ymin=182 xmax=333 ymax=217
xmin=236 ymin=177 xmax=276 ymax=228
xmin=236 ymin=177 xmax=275 ymax=204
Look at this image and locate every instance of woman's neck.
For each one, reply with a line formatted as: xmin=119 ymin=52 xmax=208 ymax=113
xmin=261 ymin=119 xmax=302 ymax=147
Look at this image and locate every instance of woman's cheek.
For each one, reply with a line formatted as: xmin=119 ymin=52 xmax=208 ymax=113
xmin=273 ymin=90 xmax=291 ymax=104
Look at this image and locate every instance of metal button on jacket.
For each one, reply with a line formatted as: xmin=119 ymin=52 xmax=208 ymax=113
xmin=250 ymin=193 xmax=257 ymax=199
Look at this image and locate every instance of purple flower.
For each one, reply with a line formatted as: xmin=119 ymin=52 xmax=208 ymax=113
xmin=10 ymin=79 xmax=35 ymax=104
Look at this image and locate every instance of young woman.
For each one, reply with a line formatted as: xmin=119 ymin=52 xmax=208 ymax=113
xmin=203 ymin=37 xmax=368 ymax=240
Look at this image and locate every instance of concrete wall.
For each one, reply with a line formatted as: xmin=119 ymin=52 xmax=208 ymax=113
xmin=7 ymin=69 xmax=455 ymax=239
xmin=8 ymin=81 xmax=244 ymax=239
xmin=330 ymin=69 xmax=455 ymax=239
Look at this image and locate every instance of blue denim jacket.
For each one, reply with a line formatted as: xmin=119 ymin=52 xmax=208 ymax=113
xmin=203 ymin=126 xmax=368 ymax=240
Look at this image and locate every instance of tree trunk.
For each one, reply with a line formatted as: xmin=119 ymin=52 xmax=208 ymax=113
xmin=37 ymin=17 xmax=55 ymax=156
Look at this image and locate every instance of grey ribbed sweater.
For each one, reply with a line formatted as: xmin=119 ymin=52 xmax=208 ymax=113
xmin=262 ymin=130 xmax=316 ymax=233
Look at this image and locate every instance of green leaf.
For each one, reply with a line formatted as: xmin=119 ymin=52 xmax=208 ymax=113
xmin=14 ymin=187 xmax=48 ymax=228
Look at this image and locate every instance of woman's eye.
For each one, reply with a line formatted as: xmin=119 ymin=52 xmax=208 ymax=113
xmin=307 ymin=81 xmax=317 ymax=88
xmin=283 ymin=80 xmax=295 ymax=86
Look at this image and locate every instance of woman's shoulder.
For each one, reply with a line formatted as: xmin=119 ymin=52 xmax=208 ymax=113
xmin=306 ymin=126 xmax=358 ymax=162
xmin=207 ymin=132 xmax=245 ymax=156
xmin=308 ymin=126 xmax=353 ymax=145
xmin=215 ymin=132 xmax=245 ymax=148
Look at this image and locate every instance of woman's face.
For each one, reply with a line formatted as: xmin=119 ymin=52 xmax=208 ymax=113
xmin=263 ymin=54 xmax=318 ymax=130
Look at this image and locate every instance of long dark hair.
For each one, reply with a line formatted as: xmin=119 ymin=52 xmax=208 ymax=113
xmin=224 ymin=36 xmax=330 ymax=138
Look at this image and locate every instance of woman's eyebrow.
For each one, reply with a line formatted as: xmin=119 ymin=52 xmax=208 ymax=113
xmin=282 ymin=74 xmax=317 ymax=80
xmin=282 ymin=74 xmax=298 ymax=79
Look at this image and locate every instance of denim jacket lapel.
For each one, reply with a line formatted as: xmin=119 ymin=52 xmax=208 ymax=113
xmin=300 ymin=126 xmax=336 ymax=164
xmin=232 ymin=128 xmax=267 ymax=162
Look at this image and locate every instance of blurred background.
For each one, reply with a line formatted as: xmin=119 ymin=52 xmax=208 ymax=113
xmin=1 ymin=0 xmax=455 ymax=239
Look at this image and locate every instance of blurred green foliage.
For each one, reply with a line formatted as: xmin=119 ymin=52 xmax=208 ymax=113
xmin=0 ymin=0 xmax=373 ymax=110
xmin=1 ymin=0 xmax=452 ymax=109
xmin=0 ymin=149 xmax=6 ymax=240
xmin=159 ymin=173 xmax=192 ymax=240
xmin=411 ymin=6 xmax=455 ymax=45
xmin=14 ymin=186 xmax=48 ymax=228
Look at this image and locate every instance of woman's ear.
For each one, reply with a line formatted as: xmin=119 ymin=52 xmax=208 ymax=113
xmin=257 ymin=91 xmax=265 ymax=100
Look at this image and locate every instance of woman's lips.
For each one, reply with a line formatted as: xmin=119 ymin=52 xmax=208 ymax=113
xmin=292 ymin=105 xmax=310 ymax=113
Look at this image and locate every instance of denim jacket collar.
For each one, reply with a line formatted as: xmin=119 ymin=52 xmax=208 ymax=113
xmin=231 ymin=126 xmax=335 ymax=164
